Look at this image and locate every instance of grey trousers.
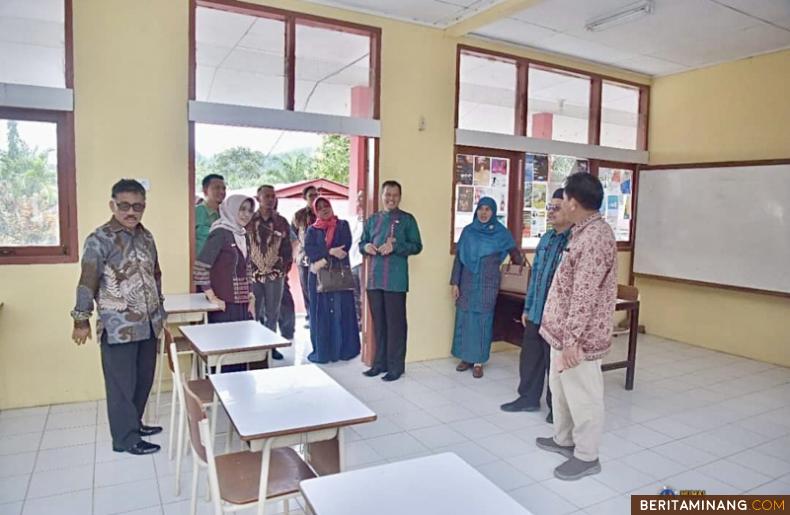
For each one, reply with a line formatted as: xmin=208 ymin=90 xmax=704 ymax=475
xmin=100 ymin=330 xmax=157 ymax=450
xmin=254 ymin=277 xmax=285 ymax=332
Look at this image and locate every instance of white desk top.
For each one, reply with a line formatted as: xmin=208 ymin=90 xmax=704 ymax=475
xmin=164 ymin=293 xmax=222 ymax=314
xmin=300 ymin=453 xmax=533 ymax=515
xmin=210 ymin=365 xmax=376 ymax=441
xmin=180 ymin=320 xmax=290 ymax=358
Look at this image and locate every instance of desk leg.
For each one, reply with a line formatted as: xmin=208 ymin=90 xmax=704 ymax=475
xmin=625 ymin=306 xmax=639 ymax=390
xmin=305 ymin=428 xmax=344 ymax=476
xmin=256 ymin=438 xmax=273 ymax=515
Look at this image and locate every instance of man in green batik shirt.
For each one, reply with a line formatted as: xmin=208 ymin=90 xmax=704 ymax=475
xmin=195 ymin=174 xmax=226 ymax=255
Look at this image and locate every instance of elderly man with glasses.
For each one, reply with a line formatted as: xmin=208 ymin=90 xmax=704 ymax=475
xmin=70 ymin=179 xmax=166 ymax=455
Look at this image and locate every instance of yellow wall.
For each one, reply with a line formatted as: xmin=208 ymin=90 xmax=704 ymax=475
xmin=640 ymin=49 xmax=790 ymax=366
xmin=0 ymin=0 xmax=649 ymax=409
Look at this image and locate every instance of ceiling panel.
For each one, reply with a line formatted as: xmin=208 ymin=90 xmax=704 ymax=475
xmin=472 ymin=18 xmax=560 ymax=47
xmin=318 ymin=0 xmax=465 ymax=25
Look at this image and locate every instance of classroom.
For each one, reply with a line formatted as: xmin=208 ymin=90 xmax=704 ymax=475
xmin=0 ymin=0 xmax=789 ymax=514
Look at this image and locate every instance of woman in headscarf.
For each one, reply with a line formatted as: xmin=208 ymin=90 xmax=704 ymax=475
xmin=304 ymin=197 xmax=361 ymax=364
xmin=451 ymin=197 xmax=522 ymax=378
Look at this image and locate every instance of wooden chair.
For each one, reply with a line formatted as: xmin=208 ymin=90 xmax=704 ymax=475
xmin=614 ymin=284 xmax=640 ymax=336
xmin=182 ymin=381 xmax=316 ymax=515
xmin=152 ymin=314 xmax=204 ymax=423
xmin=165 ymin=330 xmax=215 ymax=496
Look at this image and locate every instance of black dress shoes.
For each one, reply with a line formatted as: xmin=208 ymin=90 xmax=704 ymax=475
xmin=139 ymin=425 xmax=163 ymax=437
xmin=113 ymin=440 xmax=161 ymax=455
xmin=363 ymin=367 xmax=385 ymax=377
xmin=381 ymin=372 xmax=402 ymax=382
xmin=500 ymin=399 xmax=540 ymax=413
xmin=271 ymin=349 xmax=284 ymax=360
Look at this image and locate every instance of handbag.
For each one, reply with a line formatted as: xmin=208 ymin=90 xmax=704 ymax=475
xmin=317 ymin=260 xmax=355 ymax=293
xmin=499 ymin=254 xmax=531 ymax=294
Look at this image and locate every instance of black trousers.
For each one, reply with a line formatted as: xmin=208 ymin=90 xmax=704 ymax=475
xmin=279 ymin=275 xmax=296 ymax=339
xmin=518 ymin=321 xmax=552 ymax=411
xmin=367 ymin=290 xmax=407 ymax=375
xmin=100 ymin=330 xmax=157 ymax=450
xmin=299 ymin=264 xmax=311 ymax=321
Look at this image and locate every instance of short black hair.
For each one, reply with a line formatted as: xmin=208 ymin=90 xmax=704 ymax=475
xmin=381 ymin=180 xmax=401 ymax=195
xmin=564 ymin=173 xmax=603 ymax=210
xmin=202 ymin=174 xmax=224 ymax=190
xmin=552 ymin=187 xmax=565 ymax=200
xmin=257 ymin=184 xmax=275 ymax=194
xmin=302 ymin=185 xmax=318 ymax=198
xmin=111 ymin=179 xmax=146 ymax=199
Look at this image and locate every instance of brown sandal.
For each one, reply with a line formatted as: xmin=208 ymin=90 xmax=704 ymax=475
xmin=473 ymin=364 xmax=483 ymax=378
xmin=456 ymin=361 xmax=472 ymax=372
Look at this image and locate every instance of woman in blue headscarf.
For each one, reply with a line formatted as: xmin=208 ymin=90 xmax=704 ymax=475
xmin=451 ymin=197 xmax=522 ymax=378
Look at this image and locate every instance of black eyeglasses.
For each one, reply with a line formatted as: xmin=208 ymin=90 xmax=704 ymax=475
xmin=115 ymin=201 xmax=146 ymax=212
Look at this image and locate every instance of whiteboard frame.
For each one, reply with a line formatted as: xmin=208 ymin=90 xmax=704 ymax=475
xmin=631 ymin=158 xmax=790 ymax=299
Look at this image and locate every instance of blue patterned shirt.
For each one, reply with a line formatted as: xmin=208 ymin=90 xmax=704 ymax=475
xmin=524 ymin=228 xmax=570 ymax=325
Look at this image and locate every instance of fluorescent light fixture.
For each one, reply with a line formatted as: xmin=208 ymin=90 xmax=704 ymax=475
xmin=585 ymin=0 xmax=654 ymax=32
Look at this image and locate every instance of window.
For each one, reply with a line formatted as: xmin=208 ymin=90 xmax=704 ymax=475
xmin=601 ymin=82 xmax=640 ymax=150
xmin=457 ymin=53 xmax=517 ymax=135
xmin=0 ymin=0 xmax=76 ymax=265
xmin=527 ymin=66 xmax=590 ymax=144
xmin=522 ymin=153 xmax=588 ymax=248
xmin=295 ymin=23 xmax=374 ymax=118
xmin=195 ymin=2 xmax=379 ymax=118
xmin=598 ymin=166 xmax=634 ymax=242
xmin=196 ymin=7 xmax=286 ymax=109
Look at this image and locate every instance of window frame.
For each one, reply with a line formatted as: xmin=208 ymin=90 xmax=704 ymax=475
xmin=456 ymin=44 xmax=649 ymax=150
xmin=0 ymin=0 xmax=77 ymax=265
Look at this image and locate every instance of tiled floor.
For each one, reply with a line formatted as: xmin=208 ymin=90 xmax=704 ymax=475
xmin=2 ymin=320 xmax=789 ymax=515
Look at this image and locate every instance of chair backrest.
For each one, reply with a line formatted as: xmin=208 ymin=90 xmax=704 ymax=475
xmin=617 ymin=284 xmax=639 ymax=301
xmin=182 ymin=380 xmax=208 ymax=464
xmin=163 ymin=329 xmax=176 ymax=374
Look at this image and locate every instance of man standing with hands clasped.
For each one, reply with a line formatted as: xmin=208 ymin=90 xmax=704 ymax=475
xmin=534 ymin=173 xmax=617 ymax=480
xmin=360 ymin=181 xmax=422 ymax=382
xmin=71 ymin=179 xmax=166 ymax=455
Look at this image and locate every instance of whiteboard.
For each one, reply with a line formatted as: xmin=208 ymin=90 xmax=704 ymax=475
xmin=633 ymin=164 xmax=790 ymax=294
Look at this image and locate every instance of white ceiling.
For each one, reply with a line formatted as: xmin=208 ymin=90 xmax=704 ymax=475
xmin=303 ymin=0 xmax=790 ymax=76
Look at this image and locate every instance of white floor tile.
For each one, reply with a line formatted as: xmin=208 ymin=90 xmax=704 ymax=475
xmin=0 ymin=434 xmax=40 ymax=457
xmin=433 ymin=441 xmax=498 ymax=467
xmin=727 ymin=449 xmax=790 ymax=478
xmin=582 ymin=494 xmax=632 ymax=515
xmin=452 ymin=417 xmax=506 ymax=439
xmin=39 ymin=427 xmax=96 ymax=450
xmin=95 ymin=457 xmax=157 ymax=488
xmin=475 ymin=460 xmax=534 ymax=491
xmin=509 ymin=482 xmax=579 ymax=515
xmin=0 ymin=475 xmax=28 ymax=504
xmin=343 ymin=440 xmax=383 ymax=469
xmin=0 ymin=416 xmax=47 ymax=438
xmin=696 ymin=459 xmax=773 ymax=491
xmin=49 ymin=402 xmax=97 ymax=415
xmin=542 ymin=476 xmax=619 ymax=509
xmin=610 ymin=424 xmax=673 ymax=449
xmin=119 ymin=507 xmax=164 ymax=515
xmin=26 ymin=464 xmax=93 ymax=499
xmin=34 ymin=444 xmax=94 ymax=472
xmin=390 ymin=409 xmax=442 ymax=431
xmin=350 ymin=416 xmax=402 ymax=440
xmin=0 ymin=502 xmax=22 ymax=515
xmin=21 ymin=489 xmax=93 ymax=515
xmin=94 ymin=479 xmax=161 ymax=515
xmin=408 ymin=425 xmax=468 ymax=449
xmin=505 ymin=450 xmax=567 ymax=482
xmin=477 ymin=432 xmax=535 ymax=459
xmin=0 ymin=408 xmax=48 ymax=421
xmin=593 ymin=459 xmax=657 ymax=493
xmin=754 ymin=436 xmax=790 ymax=463
xmin=619 ymin=450 xmax=687 ymax=480
xmin=0 ymin=453 xmax=36 ymax=479
xmin=45 ymin=410 xmax=97 ymax=431
xmin=429 ymin=404 xmax=477 ymax=424
xmin=651 ymin=441 xmax=719 ymax=468
xmin=364 ymin=433 xmax=428 ymax=460
xmin=746 ymin=478 xmax=790 ymax=494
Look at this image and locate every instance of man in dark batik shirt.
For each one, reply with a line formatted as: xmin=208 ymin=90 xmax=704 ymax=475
xmin=71 ymin=179 xmax=165 ymax=455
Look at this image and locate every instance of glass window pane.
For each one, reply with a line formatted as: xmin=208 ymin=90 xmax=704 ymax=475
xmin=458 ymin=53 xmax=517 ymax=135
xmin=522 ymin=153 xmax=587 ymax=248
xmin=0 ymin=0 xmax=65 ymax=88
xmin=598 ymin=167 xmax=633 ymax=241
xmin=0 ymin=119 xmax=59 ymax=246
xmin=295 ymin=24 xmax=372 ymax=118
xmin=454 ymin=153 xmax=510 ymax=242
xmin=601 ymin=82 xmax=640 ymax=150
xmin=527 ymin=67 xmax=590 ymax=144
xmin=196 ymin=7 xmax=285 ymax=109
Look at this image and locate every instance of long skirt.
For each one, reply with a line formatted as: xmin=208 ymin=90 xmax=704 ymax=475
xmin=451 ymin=308 xmax=495 ymax=364
xmin=307 ymin=272 xmax=361 ymax=364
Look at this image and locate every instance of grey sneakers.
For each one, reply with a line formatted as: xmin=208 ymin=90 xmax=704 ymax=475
xmin=535 ymin=437 xmax=601 ymax=480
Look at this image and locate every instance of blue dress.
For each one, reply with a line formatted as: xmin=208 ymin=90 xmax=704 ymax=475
xmin=304 ymin=220 xmax=361 ymax=363
xmin=450 ymin=253 xmax=506 ymax=364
